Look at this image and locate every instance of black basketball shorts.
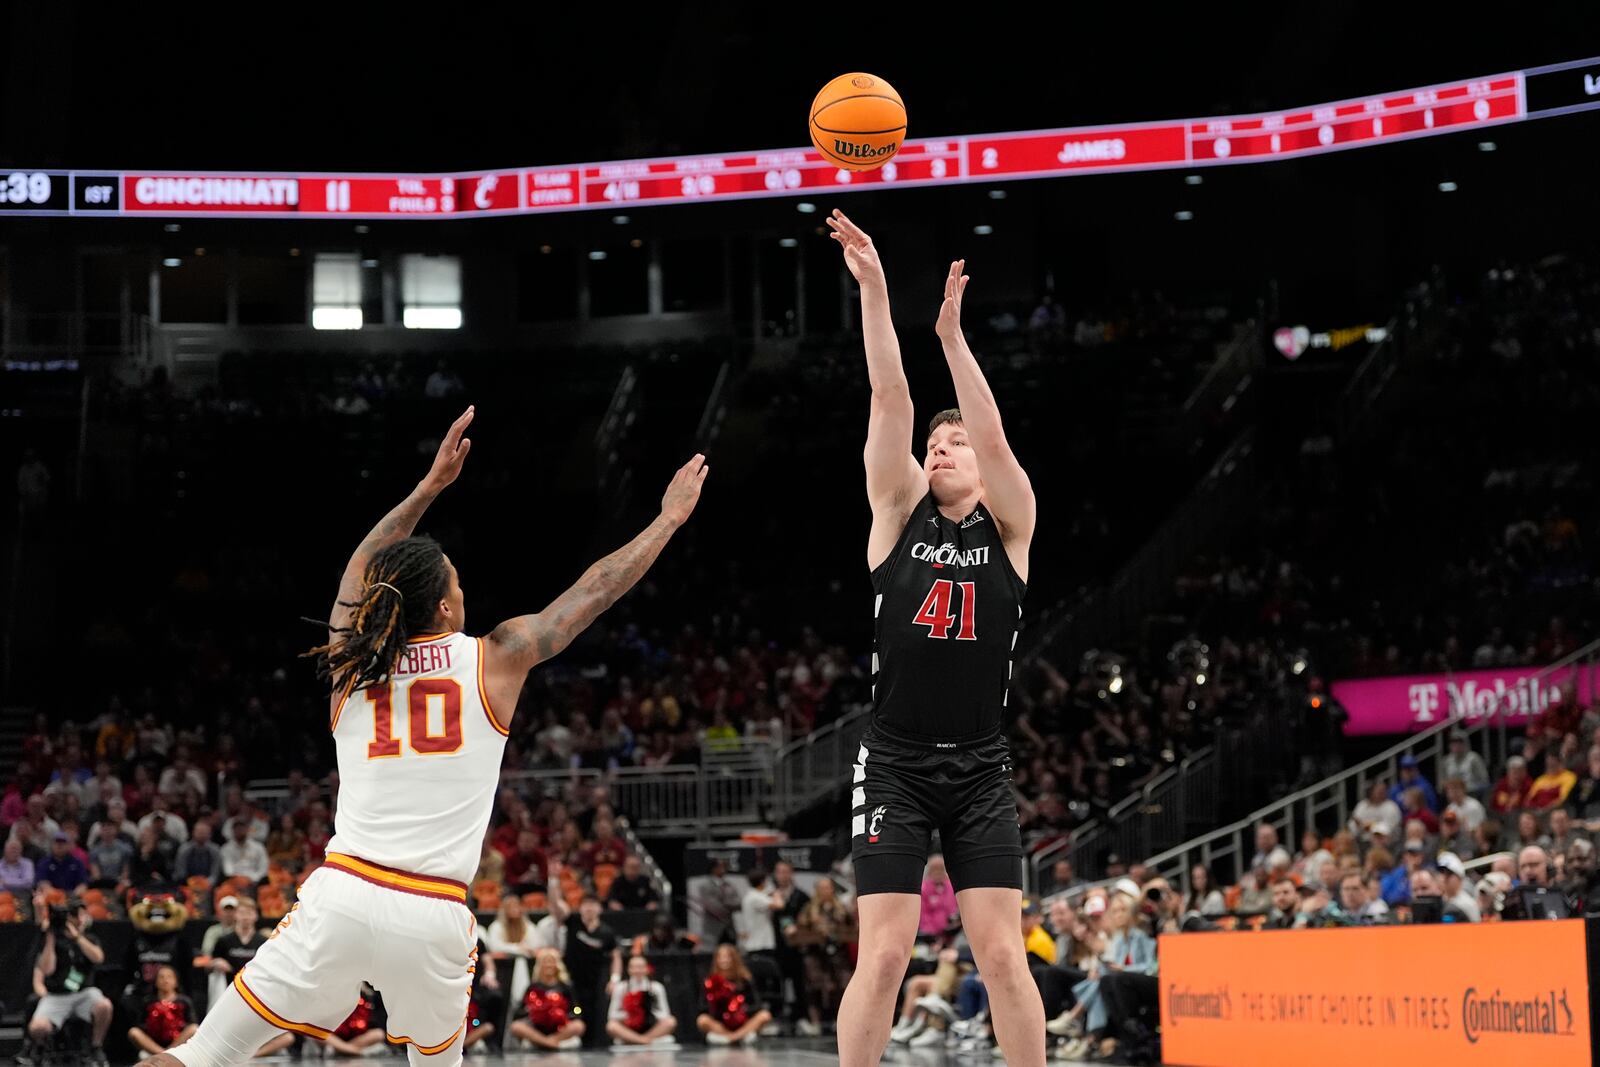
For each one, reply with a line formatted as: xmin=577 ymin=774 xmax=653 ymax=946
xmin=849 ymin=720 xmax=1023 ymax=895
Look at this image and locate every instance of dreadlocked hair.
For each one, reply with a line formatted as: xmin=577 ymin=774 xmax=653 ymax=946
xmin=304 ymin=536 xmax=450 ymax=695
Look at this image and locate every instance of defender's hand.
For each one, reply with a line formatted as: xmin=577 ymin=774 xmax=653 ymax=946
xmin=935 ymin=260 xmax=969 ymax=343
xmin=659 ymin=454 xmax=709 ymax=527
xmin=826 ymin=210 xmax=886 ymax=287
xmin=421 ymin=406 xmax=474 ymax=493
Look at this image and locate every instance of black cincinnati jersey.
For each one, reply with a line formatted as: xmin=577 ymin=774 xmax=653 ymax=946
xmin=870 ymin=493 xmax=1026 ymax=739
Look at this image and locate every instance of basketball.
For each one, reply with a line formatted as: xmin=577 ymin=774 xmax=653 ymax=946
xmin=809 ymin=72 xmax=906 ymax=172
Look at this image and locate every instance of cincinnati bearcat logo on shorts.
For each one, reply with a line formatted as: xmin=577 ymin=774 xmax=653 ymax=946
xmin=869 ymin=805 xmax=888 ymax=841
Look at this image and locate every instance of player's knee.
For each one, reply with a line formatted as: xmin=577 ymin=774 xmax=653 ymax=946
xmin=859 ymin=944 xmax=910 ymax=988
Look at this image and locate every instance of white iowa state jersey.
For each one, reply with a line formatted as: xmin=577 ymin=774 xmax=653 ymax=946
xmin=327 ymin=630 xmax=509 ymax=885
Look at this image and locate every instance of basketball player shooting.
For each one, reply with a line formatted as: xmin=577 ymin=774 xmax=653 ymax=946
xmin=139 ymin=407 xmax=708 ymax=1067
xmin=827 ymin=210 xmax=1045 ymax=1067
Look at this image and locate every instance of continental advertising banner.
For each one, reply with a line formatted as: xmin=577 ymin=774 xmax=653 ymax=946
xmin=1160 ymin=921 xmax=1592 ymax=1066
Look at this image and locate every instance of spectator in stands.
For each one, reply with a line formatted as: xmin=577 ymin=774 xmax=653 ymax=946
xmin=1235 ymin=867 xmax=1272 ymax=913
xmin=1399 ymin=789 xmax=1438 ymax=835
xmin=156 ymin=747 xmax=206 ymax=799
xmin=1547 ymin=807 xmax=1587 ymax=854
xmin=1264 ymin=878 xmax=1300 ymax=930
xmin=1492 ymin=756 xmax=1533 ymax=813
xmin=128 ymin=824 xmax=172 ymax=887
xmin=920 ymin=854 xmax=959 ymax=937
xmin=1351 ymin=781 xmax=1402 ymax=843
xmin=199 ymin=896 xmax=237 ymax=956
xmin=202 ymin=896 xmax=294 ymax=1054
xmin=605 ymin=954 xmax=677 ymax=1050
xmin=172 ymin=820 xmax=222 ymax=885
xmin=1064 ymin=893 xmax=1155 ymax=1062
xmin=1 ymin=835 xmax=36 ymax=892
xmin=139 ymin=796 xmax=187 ymax=844
xmin=11 ymin=795 xmax=60 ymax=853
xmin=266 ymin=813 xmax=306 ymax=872
xmin=505 ymin=829 xmax=549 ymax=890
xmin=1511 ymin=811 xmax=1543 ymax=852
xmin=1436 ymin=853 xmax=1480 ymax=922
xmin=579 ymin=815 xmax=628 ymax=872
xmin=26 ymin=894 xmax=112 ymax=1067
xmin=695 ymin=859 xmax=743 ymax=946
xmin=220 ymin=818 xmax=268 ymax=883
xmin=788 ymin=876 xmax=854 ymax=1033
xmin=489 ymin=891 xmax=562 ymax=1012
xmin=88 ymin=798 xmax=135 ymax=848
xmin=36 ymin=831 xmax=88 ymax=895
xmin=474 ymin=836 xmax=506 ymax=889
xmin=1441 ymin=733 xmax=1491 ymax=796
xmin=87 ymin=819 xmax=132 ymax=889
xmin=1051 ymin=859 xmax=1082 ymax=892
xmin=1389 ymin=756 xmax=1438 ymax=812
xmin=1406 ymin=868 xmax=1450 ymax=916
xmin=1570 ymin=747 xmax=1600 ymax=819
xmin=1561 ymin=840 xmax=1600 ymax=914
xmin=1339 ymin=871 xmax=1390 ymax=924
xmin=764 ymin=861 xmax=809 ymax=1031
xmin=1529 ymin=751 xmax=1578 ymax=809
xmin=1182 ymin=865 xmax=1225 ymax=916
xmin=1246 ymin=824 xmax=1280 ymax=871
xmin=606 ymin=854 xmax=660 ymax=911
xmin=1438 ymin=809 xmax=1476 ymax=859
xmin=1382 ymin=841 xmax=1428 ymax=905
xmin=1443 ymin=777 xmax=1486 ymax=832
xmin=698 ymin=944 xmax=775 ymax=1047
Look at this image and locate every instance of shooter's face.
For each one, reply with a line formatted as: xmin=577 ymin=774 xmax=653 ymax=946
xmin=925 ymin=422 xmax=981 ymax=504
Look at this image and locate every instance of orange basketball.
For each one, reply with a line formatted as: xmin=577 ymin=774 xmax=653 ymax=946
xmin=809 ymin=72 xmax=906 ymax=172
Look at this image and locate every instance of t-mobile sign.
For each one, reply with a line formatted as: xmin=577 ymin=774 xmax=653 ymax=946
xmin=1332 ymin=662 xmax=1594 ymax=734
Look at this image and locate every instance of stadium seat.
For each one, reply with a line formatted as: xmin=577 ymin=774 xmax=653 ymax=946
xmin=522 ymin=891 xmax=547 ymax=912
xmin=473 ymin=880 xmax=502 ymax=911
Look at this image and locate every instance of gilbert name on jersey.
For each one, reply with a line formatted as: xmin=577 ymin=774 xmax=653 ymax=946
xmin=327 ymin=630 xmax=510 ymax=886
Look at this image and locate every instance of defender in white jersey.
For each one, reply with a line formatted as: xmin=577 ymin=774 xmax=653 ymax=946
xmin=143 ymin=407 xmax=708 ymax=1067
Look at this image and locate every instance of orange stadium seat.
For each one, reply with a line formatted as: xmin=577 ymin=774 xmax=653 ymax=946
xmin=0 ymin=892 xmax=15 ymax=923
xmin=522 ymin=892 xmax=547 ymax=912
xmin=258 ymin=886 xmax=289 ymax=919
xmin=267 ymin=864 xmax=294 ymax=889
xmin=473 ymin=881 xmax=502 ymax=911
xmin=563 ymin=886 xmax=583 ymax=910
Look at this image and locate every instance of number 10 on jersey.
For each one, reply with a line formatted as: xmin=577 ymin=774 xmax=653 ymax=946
xmin=913 ymin=579 xmax=977 ymax=640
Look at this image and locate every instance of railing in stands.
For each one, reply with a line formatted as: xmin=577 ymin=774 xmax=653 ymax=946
xmin=772 ymin=704 xmax=873 ymax=814
xmin=603 ymin=764 xmax=769 ymax=835
xmin=1124 ymin=639 xmax=1600 ymax=899
xmin=1028 ymin=745 xmax=1218 ymax=896
xmin=616 ymin=816 xmax=672 ymax=906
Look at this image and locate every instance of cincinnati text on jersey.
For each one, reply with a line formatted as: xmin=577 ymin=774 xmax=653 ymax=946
xmin=910 ymin=542 xmax=991 ymax=567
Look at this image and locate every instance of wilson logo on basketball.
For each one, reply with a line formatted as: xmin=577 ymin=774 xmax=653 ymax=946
xmin=833 ymin=139 xmax=899 ymax=161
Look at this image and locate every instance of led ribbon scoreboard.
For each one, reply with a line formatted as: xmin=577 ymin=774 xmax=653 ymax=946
xmin=2 ymin=56 xmax=1597 ymax=220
